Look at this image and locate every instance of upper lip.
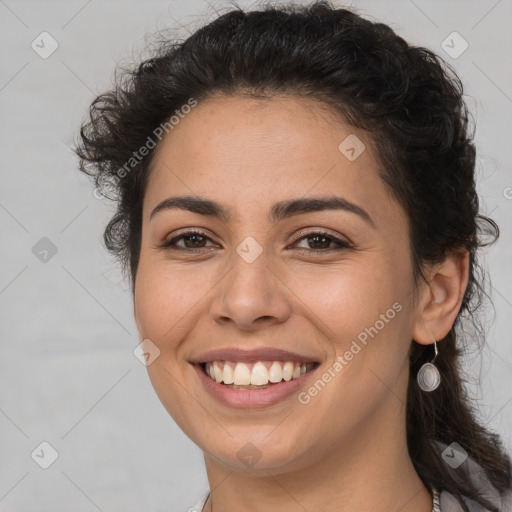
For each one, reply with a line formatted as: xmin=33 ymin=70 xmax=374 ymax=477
xmin=189 ymin=347 xmax=321 ymax=364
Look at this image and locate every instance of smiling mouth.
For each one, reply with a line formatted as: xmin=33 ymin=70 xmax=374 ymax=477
xmin=200 ymin=360 xmax=319 ymax=389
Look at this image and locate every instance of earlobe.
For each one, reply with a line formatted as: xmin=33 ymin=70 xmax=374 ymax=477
xmin=412 ymin=249 xmax=470 ymax=345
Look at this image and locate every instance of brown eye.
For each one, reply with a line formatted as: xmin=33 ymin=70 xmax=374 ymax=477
xmin=180 ymin=233 xmax=208 ymax=248
xmin=162 ymin=230 xmax=217 ymax=251
xmin=292 ymin=231 xmax=352 ymax=253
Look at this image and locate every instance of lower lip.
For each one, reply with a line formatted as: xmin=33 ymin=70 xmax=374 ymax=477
xmin=193 ymin=363 xmax=319 ymax=409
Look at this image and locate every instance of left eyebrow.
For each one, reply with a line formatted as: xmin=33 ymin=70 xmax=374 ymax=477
xmin=270 ymin=196 xmax=376 ymax=229
xmin=149 ymin=195 xmax=376 ymax=229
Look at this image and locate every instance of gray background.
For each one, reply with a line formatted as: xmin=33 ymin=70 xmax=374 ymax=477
xmin=0 ymin=0 xmax=511 ymax=510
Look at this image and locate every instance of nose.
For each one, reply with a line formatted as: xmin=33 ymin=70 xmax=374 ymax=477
xmin=209 ymin=247 xmax=292 ymax=331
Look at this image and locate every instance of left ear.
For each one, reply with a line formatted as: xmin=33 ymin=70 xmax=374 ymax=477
xmin=412 ymin=248 xmax=470 ymax=345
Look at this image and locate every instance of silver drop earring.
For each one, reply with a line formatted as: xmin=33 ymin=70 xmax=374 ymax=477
xmin=417 ymin=338 xmax=441 ymax=392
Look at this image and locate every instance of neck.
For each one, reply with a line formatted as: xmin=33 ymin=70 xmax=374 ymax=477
xmin=201 ymin=382 xmax=433 ymax=512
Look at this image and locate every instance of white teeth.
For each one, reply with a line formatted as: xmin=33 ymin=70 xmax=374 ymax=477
xmin=222 ymin=363 xmax=234 ymax=384
xmin=282 ymin=362 xmax=294 ymax=381
xmin=233 ymin=362 xmax=251 ymax=385
xmin=250 ymin=362 xmax=269 ymax=385
xmin=269 ymin=361 xmax=283 ymax=383
xmin=204 ymin=360 xmax=315 ymax=386
xmin=213 ymin=361 xmax=223 ymax=383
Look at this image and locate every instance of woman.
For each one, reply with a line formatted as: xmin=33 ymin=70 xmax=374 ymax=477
xmin=75 ymin=1 xmax=512 ymax=511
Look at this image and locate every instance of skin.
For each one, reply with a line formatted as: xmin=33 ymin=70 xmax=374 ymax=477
xmin=133 ymin=94 xmax=469 ymax=512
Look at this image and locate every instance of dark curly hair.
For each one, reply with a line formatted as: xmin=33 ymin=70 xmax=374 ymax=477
xmin=75 ymin=1 xmax=512 ymax=510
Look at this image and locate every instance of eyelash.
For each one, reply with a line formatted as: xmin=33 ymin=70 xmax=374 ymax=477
xmin=160 ymin=229 xmax=353 ymax=255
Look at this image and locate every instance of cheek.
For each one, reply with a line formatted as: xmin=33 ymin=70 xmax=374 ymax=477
xmin=290 ymin=259 xmax=403 ymax=342
xmin=133 ymin=261 xmax=210 ymax=433
xmin=291 ymin=269 xmax=409 ymax=443
xmin=134 ymin=259 xmax=212 ymax=343
xmin=290 ymin=261 xmax=410 ymax=395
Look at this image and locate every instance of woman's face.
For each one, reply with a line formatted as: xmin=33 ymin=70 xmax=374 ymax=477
xmin=134 ymin=94 xmax=423 ymax=473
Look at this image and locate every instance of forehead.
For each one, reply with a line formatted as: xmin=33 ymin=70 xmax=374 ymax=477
xmin=144 ymin=94 xmax=397 ymax=226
